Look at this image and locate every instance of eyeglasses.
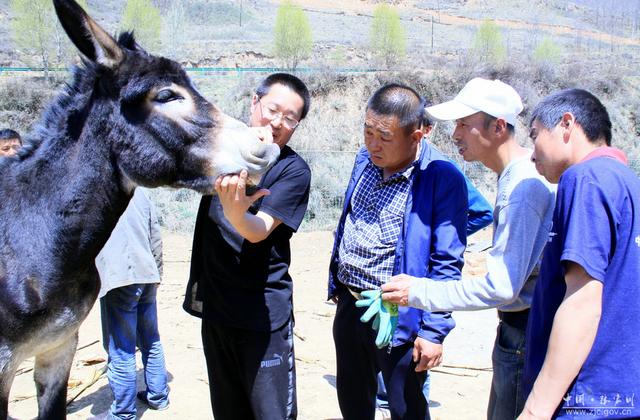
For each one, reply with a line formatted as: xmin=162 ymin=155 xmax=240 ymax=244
xmin=258 ymin=99 xmax=300 ymax=130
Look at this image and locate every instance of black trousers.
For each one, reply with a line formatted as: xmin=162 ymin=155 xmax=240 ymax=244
xmin=333 ymin=288 xmax=428 ymax=420
xmin=201 ymin=317 xmax=297 ymax=420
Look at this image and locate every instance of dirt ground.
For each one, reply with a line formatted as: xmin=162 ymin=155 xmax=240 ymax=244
xmin=8 ymin=229 xmax=497 ymax=420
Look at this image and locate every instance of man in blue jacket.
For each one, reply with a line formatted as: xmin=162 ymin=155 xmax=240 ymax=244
xmin=328 ymin=83 xmax=468 ymax=420
xmin=374 ymin=128 xmax=493 ymax=419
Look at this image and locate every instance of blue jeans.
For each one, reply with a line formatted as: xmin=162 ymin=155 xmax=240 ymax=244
xmin=487 ymin=320 xmax=526 ymax=420
xmin=100 ymin=283 xmax=169 ymax=420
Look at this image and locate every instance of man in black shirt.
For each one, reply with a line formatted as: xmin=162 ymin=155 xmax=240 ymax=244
xmin=184 ymin=73 xmax=311 ymax=420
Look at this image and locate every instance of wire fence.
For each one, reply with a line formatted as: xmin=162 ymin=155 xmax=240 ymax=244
xmin=3 ymin=68 xmax=639 ymax=233
xmin=0 ymin=66 xmax=383 ymax=76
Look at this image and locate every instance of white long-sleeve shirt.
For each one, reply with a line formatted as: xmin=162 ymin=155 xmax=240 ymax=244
xmin=409 ymin=154 xmax=556 ymax=312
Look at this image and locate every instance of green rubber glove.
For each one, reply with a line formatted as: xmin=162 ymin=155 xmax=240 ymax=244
xmin=355 ymin=289 xmax=399 ymax=349
xmin=376 ymin=299 xmax=398 ymax=348
xmin=357 ymin=290 xmax=382 ymax=323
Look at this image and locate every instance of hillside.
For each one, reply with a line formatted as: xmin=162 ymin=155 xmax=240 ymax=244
xmin=1 ymin=0 xmax=639 ymax=69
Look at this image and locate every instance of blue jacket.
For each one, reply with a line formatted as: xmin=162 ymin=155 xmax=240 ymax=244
xmin=328 ymin=139 xmax=469 ymax=345
xmin=465 ymin=177 xmax=493 ymax=236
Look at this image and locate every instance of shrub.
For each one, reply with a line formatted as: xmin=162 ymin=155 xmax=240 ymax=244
xmin=122 ymin=0 xmax=162 ymax=50
xmin=532 ymin=36 xmax=562 ymax=65
xmin=473 ymin=20 xmax=506 ymax=64
xmin=147 ymin=188 xmax=201 ymax=233
xmin=161 ymin=2 xmax=187 ymax=59
xmin=9 ymin=0 xmax=88 ymax=82
xmin=369 ymin=4 xmax=406 ymax=68
xmin=0 ymin=78 xmax=59 ymax=133
xmin=184 ymin=0 xmax=249 ymax=26
xmin=273 ymin=0 xmax=313 ymax=69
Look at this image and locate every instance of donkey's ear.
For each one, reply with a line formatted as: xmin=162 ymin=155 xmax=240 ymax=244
xmin=53 ymin=0 xmax=124 ymax=68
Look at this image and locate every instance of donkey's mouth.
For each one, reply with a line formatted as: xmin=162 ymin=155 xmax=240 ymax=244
xmin=216 ymin=171 xmax=260 ymax=196
xmin=245 ymin=183 xmax=259 ymax=196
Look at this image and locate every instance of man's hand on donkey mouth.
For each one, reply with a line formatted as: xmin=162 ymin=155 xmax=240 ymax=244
xmin=215 ymin=170 xmax=270 ymax=217
xmin=216 ymin=170 xmax=263 ymax=197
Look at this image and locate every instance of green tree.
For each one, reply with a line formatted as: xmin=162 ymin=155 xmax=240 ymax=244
xmin=122 ymin=0 xmax=162 ymax=51
xmin=369 ymin=3 xmax=407 ymax=67
xmin=473 ymin=19 xmax=506 ymax=63
xmin=533 ymin=36 xmax=561 ymax=64
xmin=369 ymin=4 xmax=406 ymax=68
xmin=10 ymin=0 xmax=88 ymax=82
xmin=273 ymin=0 xmax=313 ymax=69
xmin=329 ymin=45 xmax=348 ymax=68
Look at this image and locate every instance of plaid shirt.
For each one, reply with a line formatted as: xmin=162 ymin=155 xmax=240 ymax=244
xmin=337 ymin=160 xmax=415 ymax=290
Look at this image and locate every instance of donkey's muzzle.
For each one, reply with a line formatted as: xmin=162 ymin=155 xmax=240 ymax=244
xmin=217 ymin=114 xmax=280 ymax=179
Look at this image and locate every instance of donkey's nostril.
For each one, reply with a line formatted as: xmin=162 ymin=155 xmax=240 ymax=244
xmin=246 ymin=143 xmax=279 ymax=166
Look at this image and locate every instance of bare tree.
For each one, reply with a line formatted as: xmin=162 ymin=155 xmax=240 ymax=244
xmin=10 ymin=0 xmax=87 ymax=82
xmin=162 ymin=2 xmax=187 ymax=59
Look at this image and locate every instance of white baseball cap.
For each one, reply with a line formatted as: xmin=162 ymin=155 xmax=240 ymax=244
xmin=425 ymin=78 xmax=523 ymax=126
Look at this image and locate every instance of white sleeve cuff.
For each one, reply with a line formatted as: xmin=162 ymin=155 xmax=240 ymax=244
xmin=408 ymin=276 xmax=433 ymax=311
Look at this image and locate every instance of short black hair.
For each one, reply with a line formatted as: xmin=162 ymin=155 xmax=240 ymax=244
xmin=423 ymin=98 xmax=433 ymax=128
xmin=530 ymin=89 xmax=612 ymax=146
xmin=0 ymin=128 xmax=21 ymax=143
xmin=481 ymin=112 xmax=515 ymax=135
xmin=255 ymin=73 xmax=311 ymax=120
xmin=367 ymin=83 xmax=426 ymax=135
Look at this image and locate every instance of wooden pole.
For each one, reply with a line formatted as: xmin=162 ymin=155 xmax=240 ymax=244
xmin=431 ymin=15 xmax=434 ymax=54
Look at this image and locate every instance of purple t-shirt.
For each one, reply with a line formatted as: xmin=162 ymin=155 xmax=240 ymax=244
xmin=524 ymin=156 xmax=640 ymax=419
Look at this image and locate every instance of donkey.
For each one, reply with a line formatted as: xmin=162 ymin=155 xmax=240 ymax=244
xmin=0 ymin=1 xmax=280 ymax=418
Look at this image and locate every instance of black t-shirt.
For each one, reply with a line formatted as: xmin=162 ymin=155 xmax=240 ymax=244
xmin=183 ymin=146 xmax=311 ymax=331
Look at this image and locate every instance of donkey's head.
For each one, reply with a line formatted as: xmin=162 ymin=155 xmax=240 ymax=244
xmin=52 ymin=0 xmax=279 ymax=193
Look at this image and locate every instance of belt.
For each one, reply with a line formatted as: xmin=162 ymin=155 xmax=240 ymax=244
xmin=346 ymin=285 xmax=364 ymax=301
xmin=498 ymin=308 xmax=530 ymax=330
xmin=338 ymin=282 xmax=365 ymax=300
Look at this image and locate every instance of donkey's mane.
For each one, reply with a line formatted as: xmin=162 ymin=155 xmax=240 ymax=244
xmin=2 ymin=32 xmax=142 ymax=167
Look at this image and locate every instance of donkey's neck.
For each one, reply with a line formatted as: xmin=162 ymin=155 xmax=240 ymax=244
xmin=17 ymin=122 xmax=134 ymax=272
xmin=62 ymin=132 xmax=133 ymax=265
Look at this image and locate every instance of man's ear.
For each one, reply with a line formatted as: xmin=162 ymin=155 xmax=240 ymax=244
xmin=560 ymin=112 xmax=575 ymax=141
xmin=411 ymin=128 xmax=424 ymax=143
xmin=250 ymin=95 xmax=259 ymax=112
xmin=494 ymin=118 xmax=508 ymax=136
xmin=561 ymin=112 xmax=575 ymax=129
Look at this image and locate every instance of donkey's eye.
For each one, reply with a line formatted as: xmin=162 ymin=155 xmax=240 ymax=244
xmin=154 ymin=89 xmax=183 ymax=103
